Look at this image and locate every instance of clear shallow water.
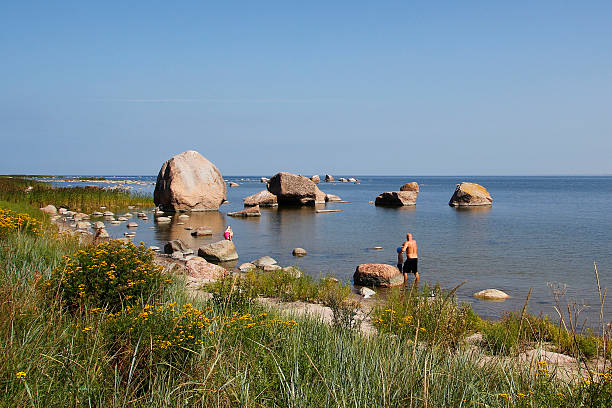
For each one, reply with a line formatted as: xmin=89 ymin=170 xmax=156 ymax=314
xmin=51 ymin=176 xmax=612 ymax=325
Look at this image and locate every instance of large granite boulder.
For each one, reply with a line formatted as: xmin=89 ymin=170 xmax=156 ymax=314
xmin=400 ymin=182 xmax=419 ymax=192
xmin=267 ymin=172 xmax=318 ymax=205
xmin=228 ymin=205 xmax=261 ymax=217
xmin=375 ymin=191 xmax=418 ymax=206
xmin=354 ymin=264 xmax=404 ymax=287
xmin=198 ymin=240 xmax=238 ymax=262
xmin=325 ymin=174 xmax=334 ymax=182
xmin=243 ymin=190 xmax=278 ymax=207
xmin=154 ymin=150 xmax=226 ymax=211
xmin=449 ymin=182 xmax=492 ymax=207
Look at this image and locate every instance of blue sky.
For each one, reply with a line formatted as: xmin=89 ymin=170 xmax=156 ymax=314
xmin=1 ymin=1 xmax=611 ymax=175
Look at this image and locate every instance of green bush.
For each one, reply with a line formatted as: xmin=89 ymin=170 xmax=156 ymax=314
xmin=373 ymin=284 xmax=479 ymax=348
xmin=49 ymin=240 xmax=168 ymax=312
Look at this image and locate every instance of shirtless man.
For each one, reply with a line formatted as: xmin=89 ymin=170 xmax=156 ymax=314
xmin=400 ymin=233 xmax=419 ymax=284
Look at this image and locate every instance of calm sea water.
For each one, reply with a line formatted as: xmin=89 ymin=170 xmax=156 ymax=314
xmin=53 ymin=176 xmax=612 ymax=325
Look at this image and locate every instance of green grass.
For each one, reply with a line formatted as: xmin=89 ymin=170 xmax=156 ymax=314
xmin=0 ymin=177 xmax=153 ymax=213
xmin=0 ymin=200 xmax=611 ymax=406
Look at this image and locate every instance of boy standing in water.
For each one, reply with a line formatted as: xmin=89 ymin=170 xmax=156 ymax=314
xmin=400 ymin=233 xmax=419 ymax=284
xmin=397 ymin=247 xmax=403 ymax=273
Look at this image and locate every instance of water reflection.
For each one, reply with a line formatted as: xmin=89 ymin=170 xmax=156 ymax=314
xmin=153 ymin=211 xmax=227 ymax=250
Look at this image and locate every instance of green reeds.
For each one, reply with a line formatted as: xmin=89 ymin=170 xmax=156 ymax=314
xmin=0 ymin=177 xmax=153 ymax=213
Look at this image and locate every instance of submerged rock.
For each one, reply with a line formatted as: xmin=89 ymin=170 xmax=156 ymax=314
xmin=375 ymin=191 xmax=418 ymax=206
xmin=228 ymin=205 xmax=261 ymax=217
xmin=473 ymin=289 xmax=509 ymax=300
xmin=198 ymin=240 xmax=238 ymax=262
xmin=154 ymin=150 xmax=227 ymax=211
xmin=325 ymin=193 xmax=342 ymax=202
xmin=292 ymin=248 xmax=307 ymax=256
xmin=449 ymin=182 xmax=492 ymax=207
xmin=191 ymin=227 xmax=213 ymax=236
xmin=353 ymin=264 xmax=404 ymax=287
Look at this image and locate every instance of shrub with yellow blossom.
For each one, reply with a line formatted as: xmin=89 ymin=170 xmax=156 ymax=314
xmin=0 ymin=207 xmax=43 ymax=237
xmin=103 ymin=301 xmax=298 ymax=364
xmin=49 ymin=240 xmax=166 ymax=311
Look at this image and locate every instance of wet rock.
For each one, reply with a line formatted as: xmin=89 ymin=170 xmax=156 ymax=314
xmin=243 ymin=190 xmax=278 ymax=207
xmin=110 ymin=220 xmax=121 ymax=225
xmin=156 ymin=216 xmax=171 ymax=223
xmin=400 ymin=182 xmax=419 ymax=192
xmin=339 ymin=178 xmax=348 ymax=182
xmin=178 ymin=214 xmax=190 ymax=220
xmin=252 ymin=256 xmax=277 ymax=267
xmin=375 ymin=191 xmax=418 ymax=207
xmin=91 ymin=211 xmax=103 ymax=217
xmin=137 ymin=212 xmax=147 ymax=218
xmin=260 ymin=177 xmax=270 ymax=183
xmin=198 ymin=240 xmax=239 ymax=262
xmin=40 ymin=205 xmax=57 ymax=215
xmin=164 ymin=239 xmax=190 ymax=254
xmin=449 ymin=182 xmax=492 ymax=207
xmin=473 ymin=289 xmax=509 ymax=300
xmin=353 ymin=264 xmax=404 ymax=287
xmin=325 ymin=174 xmax=334 ymax=182
xmin=149 ymin=246 xmax=160 ymax=251
xmin=348 ymin=178 xmax=357 ymax=183
xmin=103 ymin=211 xmax=114 ymax=217
xmin=360 ymin=287 xmax=376 ymax=299
xmin=154 ymin=150 xmax=227 ymax=211
xmin=229 ymin=182 xmax=239 ymax=187
xmin=228 ymin=205 xmax=261 ymax=217
xmin=191 ymin=227 xmax=213 ymax=236
xmin=292 ymin=248 xmax=307 ymax=256
xmin=127 ymin=222 xmax=138 ymax=228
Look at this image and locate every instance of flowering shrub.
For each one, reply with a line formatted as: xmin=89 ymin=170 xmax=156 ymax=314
xmin=103 ymin=302 xmax=298 ymax=363
xmin=49 ymin=240 xmax=167 ymax=311
xmin=0 ymin=207 xmax=42 ymax=237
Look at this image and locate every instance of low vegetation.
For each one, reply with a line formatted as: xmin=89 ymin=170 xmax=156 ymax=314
xmin=0 ymin=194 xmax=610 ymax=406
